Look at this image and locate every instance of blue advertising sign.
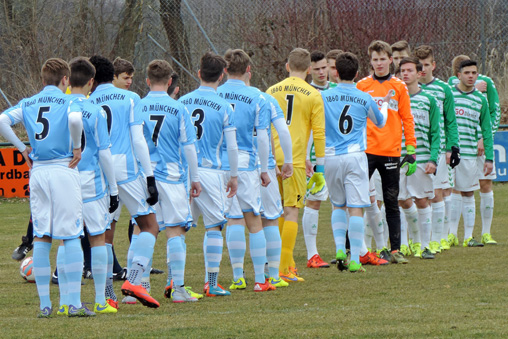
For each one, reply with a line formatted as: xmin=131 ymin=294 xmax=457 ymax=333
xmin=494 ymin=131 xmax=508 ymax=181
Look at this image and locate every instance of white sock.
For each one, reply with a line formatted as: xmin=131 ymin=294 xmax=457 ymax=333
xmin=400 ymin=206 xmax=408 ymax=247
xmin=363 ymin=212 xmax=373 ymax=250
xmin=443 ymin=195 xmax=452 ymax=238
xmin=480 ymin=191 xmax=494 ymax=235
xmin=302 ymin=206 xmax=319 ymax=260
xmin=449 ymin=193 xmax=463 ymax=236
xmin=365 ymin=203 xmax=384 ymax=250
xmin=462 ymin=195 xmax=476 ymax=240
xmin=403 ymin=204 xmax=420 ymax=243
xmin=431 ymin=201 xmax=445 ymax=242
xmin=380 ymin=204 xmax=389 ymax=247
xmin=418 ymin=206 xmax=432 ymax=249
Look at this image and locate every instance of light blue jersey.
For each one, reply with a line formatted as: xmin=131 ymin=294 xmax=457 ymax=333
xmin=136 ymin=91 xmax=196 ymax=183
xmin=323 ymin=83 xmax=385 ymax=156
xmin=71 ymin=95 xmax=111 ymax=202
xmin=217 ymin=80 xmax=270 ymax=171
xmin=264 ymin=93 xmax=285 ymax=169
xmin=179 ymin=86 xmax=235 ymax=169
xmin=88 ymin=83 xmax=141 ymax=184
xmin=4 ymin=86 xmax=78 ymax=161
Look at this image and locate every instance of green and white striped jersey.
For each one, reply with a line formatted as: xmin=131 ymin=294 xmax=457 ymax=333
xmin=420 ymin=77 xmax=459 ymax=152
xmin=451 ymin=85 xmax=494 ymax=160
xmin=401 ymin=89 xmax=441 ymax=164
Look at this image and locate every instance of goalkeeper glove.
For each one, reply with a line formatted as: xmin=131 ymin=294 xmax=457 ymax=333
xmin=146 ymin=176 xmax=159 ymax=205
xmin=307 ymin=164 xmax=325 ymax=194
xmin=401 ymin=145 xmax=417 ymax=176
xmin=450 ymin=146 xmax=461 ymax=169
xmin=109 ymin=195 xmax=119 ymax=213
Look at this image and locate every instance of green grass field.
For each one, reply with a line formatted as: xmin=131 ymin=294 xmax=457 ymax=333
xmin=1 ymin=185 xmax=508 ymax=338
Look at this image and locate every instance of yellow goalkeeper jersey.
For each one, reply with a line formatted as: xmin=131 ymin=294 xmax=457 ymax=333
xmin=266 ymin=76 xmax=325 ymax=168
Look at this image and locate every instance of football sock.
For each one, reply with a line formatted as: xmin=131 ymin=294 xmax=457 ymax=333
xmin=363 ymin=212 xmax=373 ymax=250
xmin=263 ymin=225 xmax=281 ymax=279
xmin=127 ymin=234 xmax=138 ymax=274
xmin=91 ymin=245 xmax=107 ymax=305
xmin=33 ymin=242 xmax=52 ymax=310
xmin=279 ymin=220 xmax=298 ymax=275
xmin=166 ymin=238 xmax=172 ymax=285
xmin=360 ymin=238 xmax=369 ymax=257
xmin=431 ymin=201 xmax=445 ymax=242
xmin=105 ymin=243 xmax=116 ymax=301
xmin=203 ymin=232 xmax=208 ymax=283
xmin=249 ymin=230 xmax=267 ymax=283
xmin=417 ymin=206 xmax=432 ymax=249
xmin=141 ymin=258 xmax=152 ymax=293
xmin=331 ymin=208 xmax=348 ymax=254
xmin=168 ymin=236 xmax=186 ymax=286
xmin=302 ymin=206 xmax=319 ymax=260
xmin=64 ymin=238 xmax=84 ymax=308
xmin=403 ymin=204 xmax=420 ymax=243
xmin=480 ymin=191 xmax=494 ymax=235
xmin=206 ymin=230 xmax=223 ymax=288
xmin=348 ymin=216 xmax=364 ymax=265
xmin=226 ymin=224 xmax=246 ymax=281
xmin=400 ymin=206 xmax=409 ymax=247
xmin=56 ymin=245 xmax=68 ymax=307
xmin=365 ymin=203 xmax=385 ymax=250
xmin=380 ymin=204 xmax=389 ymax=247
xmin=449 ymin=193 xmax=463 ymax=236
xmin=462 ymin=195 xmax=476 ymax=240
xmin=443 ymin=195 xmax=452 ymax=236
xmin=278 ymin=216 xmax=285 ymax=234
xmin=128 ymin=232 xmax=156 ymax=286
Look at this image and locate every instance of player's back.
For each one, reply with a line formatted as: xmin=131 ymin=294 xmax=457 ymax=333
xmin=179 ymin=86 xmax=235 ymax=170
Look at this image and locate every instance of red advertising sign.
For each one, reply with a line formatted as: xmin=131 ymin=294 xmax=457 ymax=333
xmin=0 ymin=148 xmax=30 ymax=198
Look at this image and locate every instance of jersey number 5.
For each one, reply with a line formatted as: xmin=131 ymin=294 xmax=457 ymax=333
xmin=339 ymin=105 xmax=353 ymax=135
xmin=35 ymin=106 xmax=51 ymax=140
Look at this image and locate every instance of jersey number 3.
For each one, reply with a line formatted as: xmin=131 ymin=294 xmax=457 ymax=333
xmin=192 ymin=109 xmax=205 ymax=140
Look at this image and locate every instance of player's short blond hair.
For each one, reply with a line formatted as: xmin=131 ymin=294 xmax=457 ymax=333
xmin=326 ymin=49 xmax=343 ymax=61
xmin=368 ymin=40 xmax=392 ymax=58
xmin=147 ymin=59 xmax=173 ymax=85
xmin=452 ymin=55 xmax=470 ymax=77
xmin=391 ymin=40 xmax=411 ymax=54
xmin=224 ymin=49 xmax=251 ymax=76
xmin=414 ymin=45 xmax=434 ymax=62
xmin=288 ymin=48 xmax=311 ymax=72
xmin=41 ymin=58 xmax=70 ymax=86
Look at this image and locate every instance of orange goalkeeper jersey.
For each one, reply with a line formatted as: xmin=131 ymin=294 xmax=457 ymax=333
xmin=356 ymin=75 xmax=416 ymax=157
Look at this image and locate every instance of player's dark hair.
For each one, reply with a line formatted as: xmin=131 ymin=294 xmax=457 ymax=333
xmin=452 ymin=55 xmax=470 ymax=76
xmin=398 ymin=57 xmax=423 ymax=72
xmin=368 ymin=40 xmax=392 ymax=58
xmin=414 ymin=45 xmax=434 ymax=62
xmin=167 ymin=72 xmax=179 ymax=96
xmin=200 ymin=52 xmax=226 ymax=83
xmin=310 ymin=51 xmax=326 ymax=63
xmin=89 ymin=55 xmax=115 ymax=84
xmin=335 ymin=52 xmax=358 ymax=81
xmin=69 ymin=57 xmax=96 ymax=87
xmin=391 ymin=40 xmax=411 ymax=54
xmin=41 ymin=58 xmax=70 ymax=86
xmin=459 ymin=59 xmax=477 ymax=72
xmin=113 ymin=57 xmax=135 ymax=76
xmin=224 ymin=49 xmax=251 ymax=76
xmin=147 ymin=59 xmax=173 ymax=85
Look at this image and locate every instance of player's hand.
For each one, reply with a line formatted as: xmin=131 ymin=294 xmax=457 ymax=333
xmin=449 ymin=146 xmax=461 ymax=169
xmin=445 ymin=151 xmax=451 ymax=165
xmin=69 ymin=147 xmax=82 ymax=169
xmin=226 ymin=176 xmax=238 ymax=198
xmin=305 ymin=159 xmax=314 ymax=178
xmin=484 ymin=160 xmax=493 ymax=176
xmin=425 ymin=161 xmax=437 ymax=174
xmin=307 ymin=164 xmax=325 ymax=194
xmin=190 ymin=181 xmax=202 ymax=198
xmin=401 ymin=145 xmax=417 ymax=176
xmin=275 ymin=166 xmax=282 ymax=178
xmin=383 ymin=89 xmax=395 ymax=103
xmin=281 ymin=163 xmax=293 ymax=180
xmin=21 ymin=147 xmax=33 ymax=169
xmin=477 ymin=138 xmax=484 ymax=156
xmin=475 ymin=81 xmax=487 ymax=92
xmin=109 ymin=195 xmax=119 ymax=213
xmin=146 ymin=176 xmax=159 ymax=205
xmin=260 ymin=172 xmax=271 ymax=187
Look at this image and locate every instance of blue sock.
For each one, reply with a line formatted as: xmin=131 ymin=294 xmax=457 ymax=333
xmin=91 ymin=246 xmax=107 ymax=305
xmin=64 ymin=238 xmax=84 ymax=308
xmin=203 ymin=232 xmax=208 ymax=283
xmin=332 ymin=209 xmax=348 ymax=253
xmin=166 ymin=238 xmax=172 ymax=285
xmin=33 ymin=242 xmax=52 ymax=310
xmin=348 ymin=216 xmax=365 ymax=265
xmin=249 ymin=230 xmax=267 ymax=284
xmin=127 ymin=234 xmax=138 ymax=274
xmin=206 ymin=231 xmax=223 ymax=288
xmin=128 ymin=232 xmax=156 ymax=286
xmin=105 ymin=243 xmax=116 ymax=301
xmin=263 ymin=226 xmax=281 ymax=279
xmin=168 ymin=236 xmax=186 ymax=286
xmin=56 ymin=245 xmax=68 ymax=307
xmin=226 ymin=224 xmax=246 ymax=281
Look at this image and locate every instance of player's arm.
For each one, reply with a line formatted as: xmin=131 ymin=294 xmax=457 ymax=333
xmin=443 ymin=85 xmax=460 ymax=150
xmin=428 ymin=97 xmax=441 ymax=165
xmin=68 ymin=102 xmax=83 ymax=169
xmin=96 ymin=108 xmax=119 ymax=211
xmin=180 ymin=107 xmax=201 ymax=198
xmin=398 ymin=85 xmax=416 ymax=149
xmin=224 ymin=105 xmax=238 ymax=197
xmin=484 ymin=76 xmax=501 ymax=134
xmin=367 ymin=94 xmax=390 ymax=128
xmin=479 ymin=98 xmax=494 ymax=162
xmin=0 ymin=105 xmax=31 ymax=165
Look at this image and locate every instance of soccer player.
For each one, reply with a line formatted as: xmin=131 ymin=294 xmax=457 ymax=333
xmin=267 ymin=48 xmax=326 ymax=281
xmin=112 ymin=57 xmax=135 ymax=90
xmin=326 ymin=49 xmax=343 ymax=84
xmin=448 ymin=55 xmax=500 ymax=246
xmin=137 ymin=59 xmax=201 ymax=302
xmin=0 ymin=58 xmax=91 ymax=317
xmin=357 ymin=40 xmax=416 ymax=264
xmin=323 ymin=52 xmax=389 ymax=273
xmin=413 ymin=45 xmax=460 ymax=254
xmin=67 ymin=57 xmax=119 ymax=314
xmin=391 ymin=40 xmax=411 ymax=69
xmin=448 ymin=60 xmax=494 ymax=247
xmin=179 ymin=52 xmax=238 ymax=297
xmin=398 ymin=57 xmax=441 ymax=259
xmin=88 ymin=55 xmax=161 ymax=308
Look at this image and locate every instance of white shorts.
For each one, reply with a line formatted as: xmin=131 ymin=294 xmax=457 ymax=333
xmin=83 ymin=195 xmax=111 ymax=236
xmin=30 ymin=165 xmax=83 ymax=240
xmin=111 ymin=201 xmax=123 ymax=222
xmin=117 ymin=175 xmax=155 ymax=219
xmin=306 ymin=181 xmax=329 ymax=202
xmin=261 ymin=168 xmax=283 ymax=220
xmin=433 ymin=154 xmax=452 ymax=189
xmin=453 ymin=158 xmax=480 ymax=192
xmin=236 ymin=170 xmax=262 ymax=215
xmin=398 ymin=165 xmax=435 ymax=200
xmin=225 ymin=195 xmax=244 ymax=219
xmin=191 ymin=168 xmax=227 ymax=229
xmin=325 ymin=152 xmax=370 ymax=208
xmin=477 ymin=155 xmax=497 ymax=180
xmin=155 ymin=181 xmax=191 ymax=230
xmin=368 ymin=170 xmax=383 ymax=201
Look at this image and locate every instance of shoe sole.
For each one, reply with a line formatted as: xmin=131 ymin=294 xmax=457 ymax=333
xmin=307 ymin=263 xmax=330 ymax=268
xmin=121 ymin=288 xmax=159 ymax=308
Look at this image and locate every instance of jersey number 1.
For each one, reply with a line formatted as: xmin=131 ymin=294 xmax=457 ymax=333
xmin=285 ymin=94 xmax=294 ymax=126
